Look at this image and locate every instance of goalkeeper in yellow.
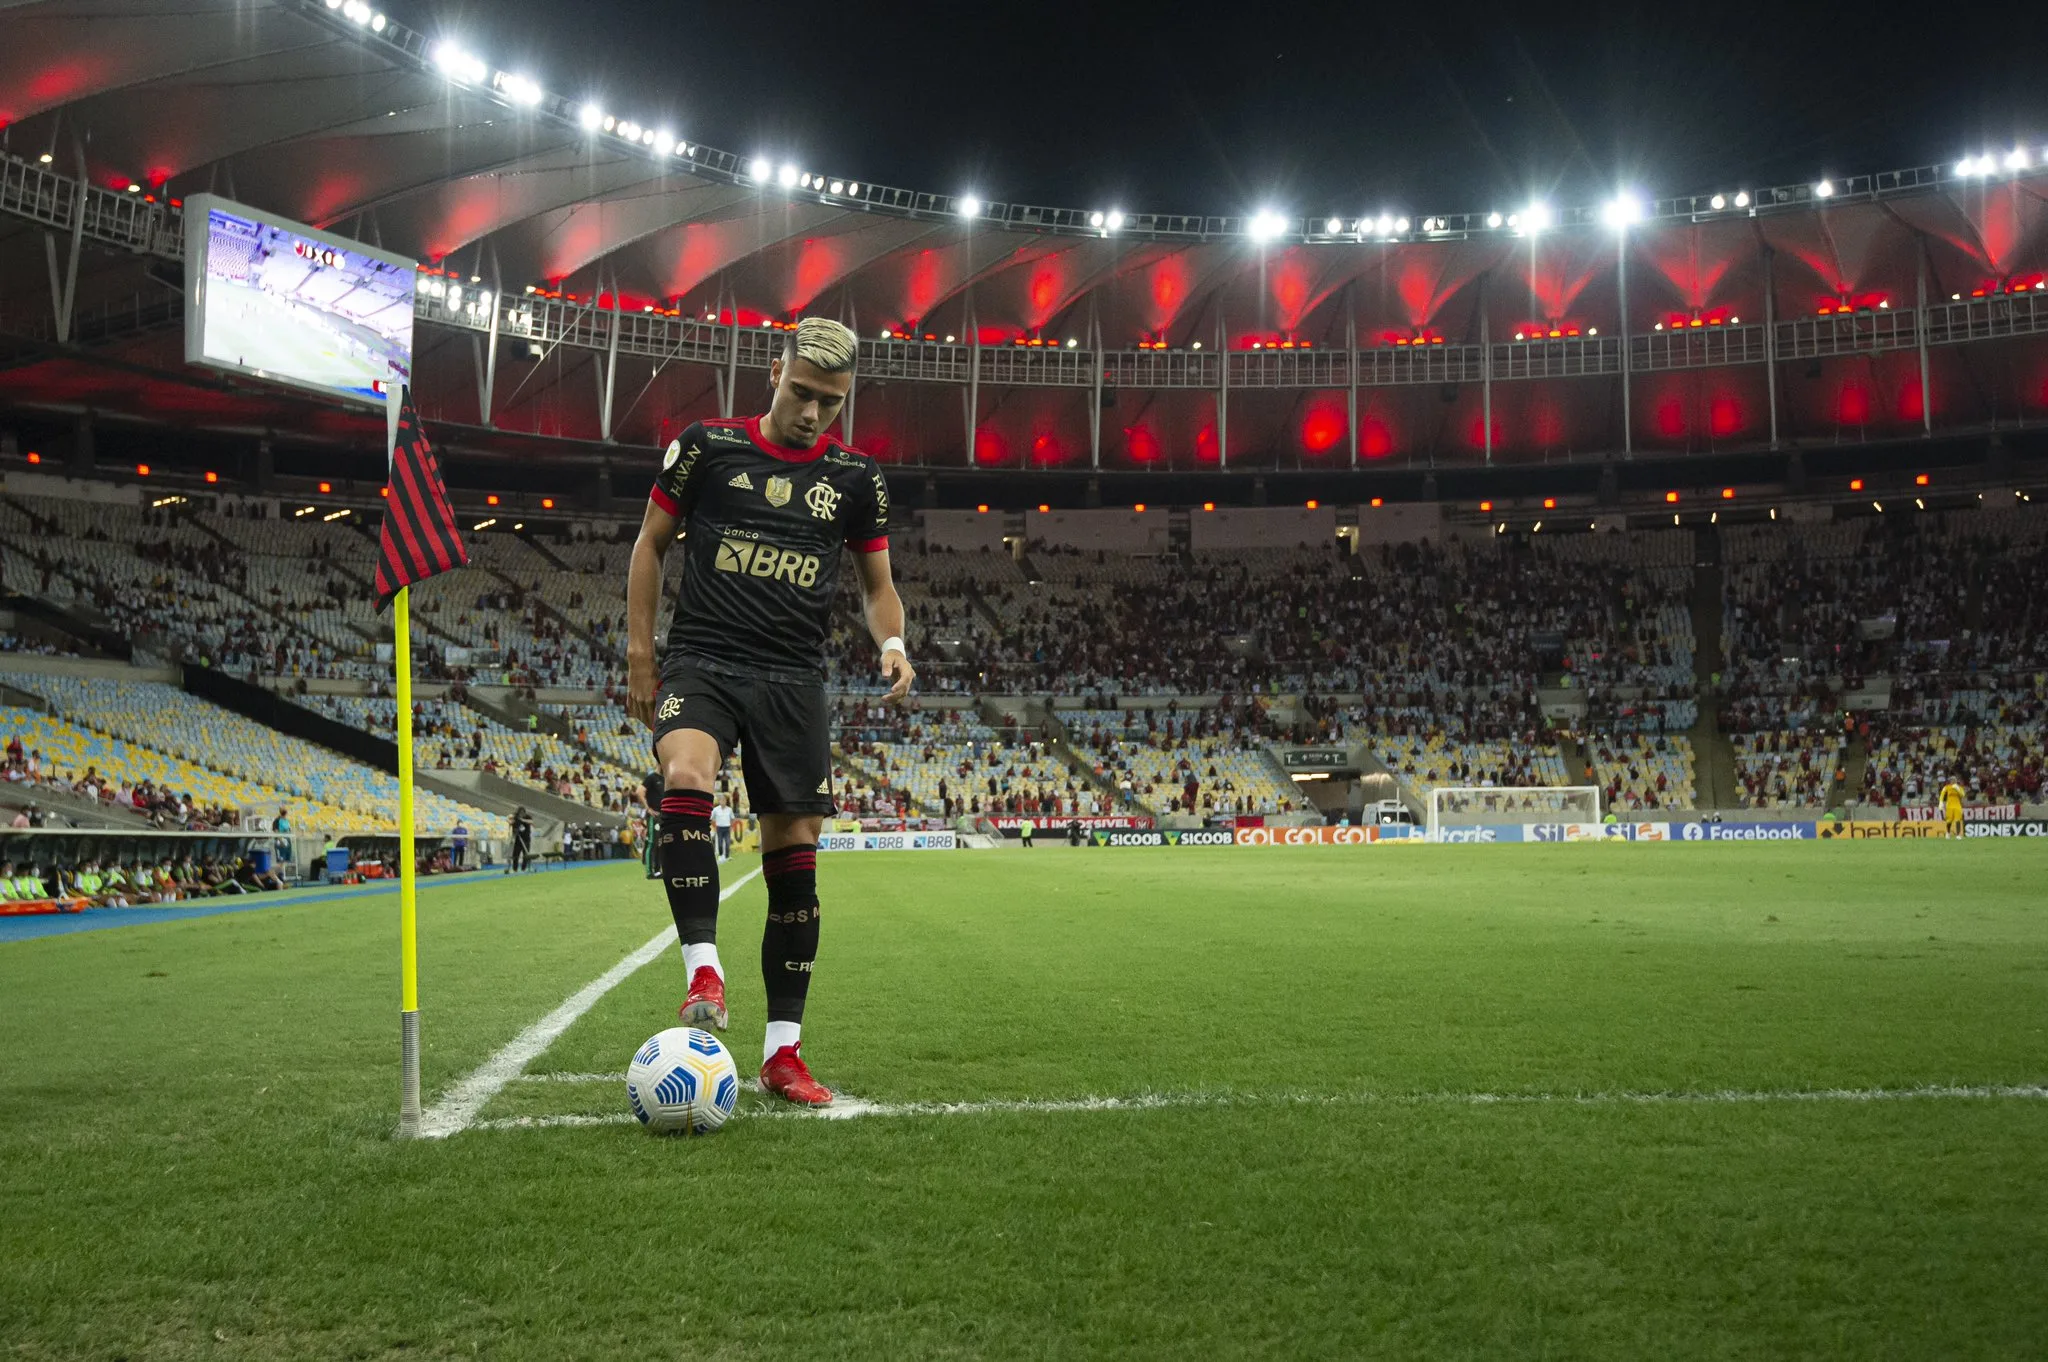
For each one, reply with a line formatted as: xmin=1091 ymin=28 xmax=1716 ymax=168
xmin=1938 ymin=778 xmax=1966 ymax=839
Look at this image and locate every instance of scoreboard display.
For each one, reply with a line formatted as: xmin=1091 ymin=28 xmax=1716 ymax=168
xmin=183 ymin=193 xmax=416 ymax=405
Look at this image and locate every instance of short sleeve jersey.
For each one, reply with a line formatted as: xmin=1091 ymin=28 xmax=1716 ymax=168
xmin=650 ymin=415 xmax=890 ymax=681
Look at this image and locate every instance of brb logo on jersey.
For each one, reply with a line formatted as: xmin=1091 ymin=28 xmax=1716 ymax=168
xmin=715 ymin=535 xmax=821 ymax=586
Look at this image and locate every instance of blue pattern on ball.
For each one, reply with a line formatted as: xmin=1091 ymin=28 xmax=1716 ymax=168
xmin=713 ymin=1073 xmax=738 ymax=1114
xmin=685 ymin=1031 xmax=722 ymax=1057
xmin=627 ymin=1084 xmax=650 ymax=1124
xmin=634 ymin=1038 xmax=661 ymax=1067
xmin=653 ymin=1064 xmax=697 ymax=1108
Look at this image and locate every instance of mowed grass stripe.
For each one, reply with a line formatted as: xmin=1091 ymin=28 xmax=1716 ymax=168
xmin=3 ymin=844 xmax=2046 ymax=1359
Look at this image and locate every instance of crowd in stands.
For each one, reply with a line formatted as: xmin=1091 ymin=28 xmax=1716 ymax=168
xmin=10 ymin=479 xmax=2048 ymax=822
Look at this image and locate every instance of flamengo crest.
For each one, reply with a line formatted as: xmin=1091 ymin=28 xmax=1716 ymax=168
xmin=805 ymin=481 xmax=842 ymax=520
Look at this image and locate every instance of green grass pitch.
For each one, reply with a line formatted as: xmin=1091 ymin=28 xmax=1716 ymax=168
xmin=3 ymin=844 xmax=2046 ymax=1359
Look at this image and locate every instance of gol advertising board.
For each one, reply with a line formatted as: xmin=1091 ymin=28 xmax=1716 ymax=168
xmin=818 ymin=831 xmax=957 ymax=852
xmin=1233 ymin=825 xmax=1414 ymax=845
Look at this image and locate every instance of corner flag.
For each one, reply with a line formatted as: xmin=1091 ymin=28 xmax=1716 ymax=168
xmin=378 ymin=387 xmax=465 ymax=1138
xmin=375 ymin=390 xmax=467 ymax=609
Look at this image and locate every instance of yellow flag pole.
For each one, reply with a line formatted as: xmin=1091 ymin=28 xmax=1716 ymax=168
xmin=387 ymin=391 xmax=422 ymax=1139
xmin=396 ymin=582 xmax=421 ymax=1137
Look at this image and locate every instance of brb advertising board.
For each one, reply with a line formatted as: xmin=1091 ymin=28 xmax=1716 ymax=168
xmin=818 ymin=831 xmax=958 ymax=852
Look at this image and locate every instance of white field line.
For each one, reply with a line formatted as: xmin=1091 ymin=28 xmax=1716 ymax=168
xmin=417 ymin=867 xmax=761 ymax=1139
xmin=471 ymin=1081 xmax=2048 ymax=1132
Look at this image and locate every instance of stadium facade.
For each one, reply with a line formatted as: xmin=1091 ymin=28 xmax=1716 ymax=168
xmin=0 ymin=0 xmax=2045 ymax=510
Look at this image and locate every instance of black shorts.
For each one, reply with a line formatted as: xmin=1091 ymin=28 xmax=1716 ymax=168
xmin=653 ymin=660 xmax=834 ymax=817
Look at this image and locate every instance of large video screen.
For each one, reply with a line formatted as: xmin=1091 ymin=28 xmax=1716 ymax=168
xmin=183 ymin=194 xmax=415 ymax=404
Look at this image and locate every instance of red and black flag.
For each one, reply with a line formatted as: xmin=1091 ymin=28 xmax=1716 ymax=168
xmin=374 ymin=388 xmax=468 ymax=610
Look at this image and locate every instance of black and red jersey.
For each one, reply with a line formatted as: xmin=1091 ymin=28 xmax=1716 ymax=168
xmin=650 ymin=415 xmax=890 ymax=681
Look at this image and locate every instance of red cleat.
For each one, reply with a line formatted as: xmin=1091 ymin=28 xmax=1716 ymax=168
xmin=760 ymin=1044 xmax=833 ymax=1107
xmin=678 ymin=966 xmax=727 ymax=1031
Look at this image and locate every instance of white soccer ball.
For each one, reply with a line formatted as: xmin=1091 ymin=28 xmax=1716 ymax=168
xmin=625 ymin=1027 xmax=740 ymax=1135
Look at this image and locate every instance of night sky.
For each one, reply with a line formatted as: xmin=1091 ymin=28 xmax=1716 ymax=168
xmin=404 ymin=0 xmax=2048 ymax=218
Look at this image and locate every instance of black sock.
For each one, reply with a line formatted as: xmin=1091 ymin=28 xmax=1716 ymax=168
xmin=659 ymin=790 xmax=719 ymax=947
xmin=761 ymin=844 xmax=820 ymax=1024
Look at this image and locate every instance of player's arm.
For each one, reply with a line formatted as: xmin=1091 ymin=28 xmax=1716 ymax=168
xmin=628 ymin=432 xmax=704 ymax=727
xmin=627 ymin=495 xmax=680 ymax=729
xmin=853 ymin=547 xmax=914 ymax=702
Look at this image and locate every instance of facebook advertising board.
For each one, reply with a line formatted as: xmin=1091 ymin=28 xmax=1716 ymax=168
xmin=183 ymin=194 xmax=415 ymax=404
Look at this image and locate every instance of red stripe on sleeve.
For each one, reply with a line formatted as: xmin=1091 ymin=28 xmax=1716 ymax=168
xmin=847 ymin=536 xmax=888 ymax=554
xmin=649 ymin=484 xmax=680 ymax=516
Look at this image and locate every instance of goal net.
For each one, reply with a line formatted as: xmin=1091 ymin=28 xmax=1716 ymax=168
xmin=1425 ymin=785 xmax=1602 ymax=841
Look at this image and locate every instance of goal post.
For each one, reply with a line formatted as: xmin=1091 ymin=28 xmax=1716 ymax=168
xmin=1426 ymin=785 xmax=1602 ymax=841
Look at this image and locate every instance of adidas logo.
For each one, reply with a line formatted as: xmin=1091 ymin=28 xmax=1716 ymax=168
xmin=728 ymin=472 xmax=754 ymax=490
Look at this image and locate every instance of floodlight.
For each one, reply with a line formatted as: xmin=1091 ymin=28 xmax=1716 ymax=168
xmin=749 ymin=156 xmax=770 ymax=180
xmin=446 ymin=285 xmax=462 ymax=308
xmin=1375 ymin=214 xmax=1394 ymax=234
xmin=2007 ymin=147 xmax=2030 ymax=170
xmin=1092 ymin=211 xmax=1106 ymax=227
xmin=1247 ymin=210 xmax=1287 ymax=242
xmin=1066 ymin=338 xmax=1078 ymax=347
xmin=579 ymin=103 xmax=603 ymax=130
xmin=846 ymin=182 xmax=861 ymax=194
xmin=325 ymin=0 xmax=341 ymax=8
xmin=1600 ymin=194 xmax=1644 ymax=228
xmin=654 ymin=132 xmax=674 ymax=155
xmin=1734 ymin=191 xmax=1750 ymax=207
xmin=371 ymin=13 xmax=386 ymax=31
xmin=602 ymin=115 xmax=615 ymax=132
xmin=432 ymin=42 xmax=488 ymax=84
xmin=1709 ymin=194 xmax=1726 ymax=210
xmin=1394 ymin=216 xmax=1409 ymax=232
xmin=38 ymin=153 xmax=52 ymax=164
xmin=1523 ymin=202 xmax=1552 ymax=232
xmin=617 ymin=121 xmax=639 ymax=140
xmin=958 ymin=195 xmax=981 ymax=217
xmin=1326 ymin=217 xmax=1343 ymax=233
xmin=829 ymin=180 xmax=845 ymax=193
xmin=1106 ymin=210 xmax=1124 ymax=230
xmin=1814 ymin=179 xmax=1834 ymax=198
xmin=1486 ymin=212 xmax=1504 ymax=228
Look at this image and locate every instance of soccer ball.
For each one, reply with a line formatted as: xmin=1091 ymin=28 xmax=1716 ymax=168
xmin=625 ymin=1027 xmax=740 ymax=1135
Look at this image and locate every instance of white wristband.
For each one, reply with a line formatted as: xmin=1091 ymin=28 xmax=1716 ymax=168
xmin=881 ymin=635 xmax=906 ymax=659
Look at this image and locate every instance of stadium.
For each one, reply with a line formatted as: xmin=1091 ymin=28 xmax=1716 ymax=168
xmin=1 ymin=0 xmax=2044 ymax=1355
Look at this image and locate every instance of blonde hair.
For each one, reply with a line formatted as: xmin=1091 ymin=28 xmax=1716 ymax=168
xmin=787 ymin=316 xmax=858 ymax=374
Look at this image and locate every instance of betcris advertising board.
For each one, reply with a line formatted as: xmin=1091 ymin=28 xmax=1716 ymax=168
xmin=818 ymin=831 xmax=958 ymax=852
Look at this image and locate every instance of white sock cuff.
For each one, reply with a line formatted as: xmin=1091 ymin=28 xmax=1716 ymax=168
xmin=764 ymin=1020 xmax=801 ymax=1063
xmin=683 ymin=942 xmax=723 ymax=980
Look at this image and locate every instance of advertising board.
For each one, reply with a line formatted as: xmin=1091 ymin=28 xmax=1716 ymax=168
xmin=818 ymin=831 xmax=958 ymax=852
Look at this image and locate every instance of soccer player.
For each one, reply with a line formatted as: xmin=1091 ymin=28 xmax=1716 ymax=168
xmin=1939 ymin=776 xmax=1966 ymax=840
xmin=628 ymin=317 xmax=911 ymax=1109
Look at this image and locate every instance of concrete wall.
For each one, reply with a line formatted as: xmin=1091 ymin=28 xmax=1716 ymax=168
xmin=1026 ymin=507 xmax=1171 ymax=553
xmin=1189 ymin=505 xmax=1336 ymax=551
xmin=922 ymin=510 xmax=1012 ymax=553
xmin=1354 ymin=502 xmax=1443 ymax=545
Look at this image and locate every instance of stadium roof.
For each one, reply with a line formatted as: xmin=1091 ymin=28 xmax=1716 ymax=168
xmin=3 ymin=0 xmax=2048 ymax=470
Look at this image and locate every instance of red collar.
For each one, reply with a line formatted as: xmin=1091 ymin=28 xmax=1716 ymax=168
xmin=736 ymin=414 xmax=828 ymax=463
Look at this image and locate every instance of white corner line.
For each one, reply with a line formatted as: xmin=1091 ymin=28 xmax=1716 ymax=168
xmin=416 ymin=866 xmax=761 ymax=1139
xmin=467 ymin=1082 xmax=2048 ymax=1133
